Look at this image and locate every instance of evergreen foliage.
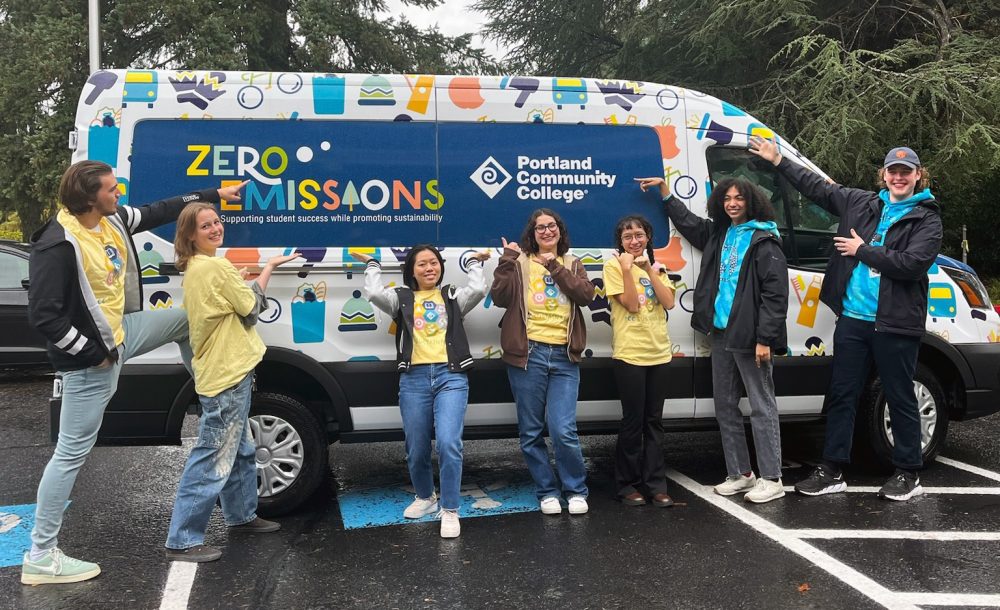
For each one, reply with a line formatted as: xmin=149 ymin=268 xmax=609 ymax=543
xmin=0 ymin=0 xmax=497 ymax=238
xmin=476 ymin=0 xmax=1000 ymax=274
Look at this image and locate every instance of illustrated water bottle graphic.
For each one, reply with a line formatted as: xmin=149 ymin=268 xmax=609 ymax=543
xmin=291 ymin=281 xmax=327 ymax=343
xmin=313 ymin=74 xmax=346 ymax=115
xmin=88 ymin=112 xmax=120 ymax=168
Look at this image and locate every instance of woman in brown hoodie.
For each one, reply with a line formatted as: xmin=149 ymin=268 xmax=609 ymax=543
xmin=491 ymin=208 xmax=595 ymax=515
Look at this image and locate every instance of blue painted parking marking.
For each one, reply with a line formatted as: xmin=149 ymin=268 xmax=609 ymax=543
xmin=0 ymin=504 xmax=36 ymax=568
xmin=337 ymin=476 xmax=540 ymax=530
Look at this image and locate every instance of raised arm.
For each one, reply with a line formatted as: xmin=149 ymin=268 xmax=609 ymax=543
xmin=352 ymin=253 xmax=399 ymax=316
xmin=454 ymin=251 xmax=491 ymax=316
xmin=635 ymin=177 xmax=714 ymax=251
xmin=489 ymin=237 xmax=521 ymax=309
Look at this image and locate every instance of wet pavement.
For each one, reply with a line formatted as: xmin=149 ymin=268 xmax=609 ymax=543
xmin=1 ymin=371 xmax=999 ymax=609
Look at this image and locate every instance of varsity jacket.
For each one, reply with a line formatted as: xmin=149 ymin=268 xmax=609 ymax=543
xmin=28 ymin=188 xmax=220 ymax=371
xmin=363 ymin=259 xmax=488 ymax=372
xmin=775 ymin=157 xmax=942 ymax=336
xmin=489 ymin=249 xmax=596 ymax=368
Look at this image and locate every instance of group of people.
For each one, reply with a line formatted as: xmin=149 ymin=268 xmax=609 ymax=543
xmin=20 ymin=138 xmax=941 ymax=583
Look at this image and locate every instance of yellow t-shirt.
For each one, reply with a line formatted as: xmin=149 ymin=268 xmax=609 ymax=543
xmin=525 ymin=258 xmax=571 ymax=345
xmin=183 ymin=255 xmax=266 ymax=397
xmin=603 ymin=259 xmax=674 ymax=366
xmin=411 ymin=289 xmax=448 ymax=365
xmin=58 ymin=210 xmax=127 ymax=346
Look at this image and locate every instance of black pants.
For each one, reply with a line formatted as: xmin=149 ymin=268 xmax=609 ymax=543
xmin=613 ymin=360 xmax=670 ymax=496
xmin=823 ymin=316 xmax=923 ymax=470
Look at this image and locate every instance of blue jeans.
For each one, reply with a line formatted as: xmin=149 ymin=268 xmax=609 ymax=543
xmin=507 ymin=341 xmax=588 ymax=500
xmin=32 ymin=308 xmax=193 ymax=551
xmin=399 ymin=364 xmax=469 ymax=511
xmin=166 ymin=372 xmax=258 ymax=549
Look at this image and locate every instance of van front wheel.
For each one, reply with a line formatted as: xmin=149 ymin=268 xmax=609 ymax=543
xmin=856 ymin=364 xmax=948 ymax=471
xmin=249 ymin=392 xmax=328 ymax=516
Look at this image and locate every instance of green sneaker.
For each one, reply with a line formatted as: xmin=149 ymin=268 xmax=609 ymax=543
xmin=21 ymin=548 xmax=101 ymax=585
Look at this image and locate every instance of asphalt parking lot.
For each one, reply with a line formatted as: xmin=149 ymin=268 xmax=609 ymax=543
xmin=1 ymin=371 xmax=999 ymax=609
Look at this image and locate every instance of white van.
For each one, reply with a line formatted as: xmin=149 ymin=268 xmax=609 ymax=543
xmin=62 ymin=69 xmax=1000 ymax=514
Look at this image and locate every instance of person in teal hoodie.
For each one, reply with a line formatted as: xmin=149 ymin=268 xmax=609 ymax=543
xmin=750 ymin=139 xmax=942 ymax=502
xmin=636 ymin=176 xmax=789 ymax=504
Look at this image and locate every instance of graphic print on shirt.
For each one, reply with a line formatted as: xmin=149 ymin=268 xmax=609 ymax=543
xmin=529 ymin=273 xmax=568 ymax=315
xmin=636 ymin=276 xmax=659 ymax=314
xmin=104 ymin=243 xmax=123 ymax=286
xmin=414 ymin=298 xmax=448 ymax=338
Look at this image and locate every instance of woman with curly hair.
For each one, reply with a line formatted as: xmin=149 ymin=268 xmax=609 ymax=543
xmin=636 ymin=176 xmax=789 ymax=504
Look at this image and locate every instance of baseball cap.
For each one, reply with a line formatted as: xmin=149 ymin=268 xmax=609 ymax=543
xmin=884 ymin=147 xmax=921 ymax=169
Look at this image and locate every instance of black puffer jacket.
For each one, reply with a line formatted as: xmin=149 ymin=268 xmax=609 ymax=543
xmin=664 ymin=196 xmax=789 ymax=353
xmin=775 ymin=157 xmax=942 ymax=336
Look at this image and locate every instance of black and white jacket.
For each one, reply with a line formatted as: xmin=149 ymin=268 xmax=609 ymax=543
xmin=363 ymin=258 xmax=488 ymax=372
xmin=28 ymin=189 xmax=220 ymax=371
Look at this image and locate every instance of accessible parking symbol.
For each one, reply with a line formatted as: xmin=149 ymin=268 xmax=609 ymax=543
xmin=0 ymin=504 xmax=35 ymax=568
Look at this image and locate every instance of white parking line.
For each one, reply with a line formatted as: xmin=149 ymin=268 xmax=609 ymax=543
xmin=159 ymin=562 xmax=198 ymax=610
xmin=790 ymin=529 xmax=1000 ymax=541
xmin=781 ymin=486 xmax=1000 ymax=494
xmin=665 ymin=468 xmax=920 ymax=610
xmin=896 ymin=592 xmax=1000 ymax=606
xmin=936 ymin=456 xmax=1000 ymax=483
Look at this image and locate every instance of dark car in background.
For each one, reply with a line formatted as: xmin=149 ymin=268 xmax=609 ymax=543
xmin=0 ymin=239 xmax=49 ymax=369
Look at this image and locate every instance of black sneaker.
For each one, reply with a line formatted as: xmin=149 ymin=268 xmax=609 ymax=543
xmin=229 ymin=517 xmax=281 ymax=533
xmin=878 ymin=469 xmax=924 ymax=501
xmin=794 ymin=465 xmax=847 ymax=496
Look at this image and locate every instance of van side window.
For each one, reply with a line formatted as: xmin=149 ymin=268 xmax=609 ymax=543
xmin=706 ymin=147 xmax=835 ymax=268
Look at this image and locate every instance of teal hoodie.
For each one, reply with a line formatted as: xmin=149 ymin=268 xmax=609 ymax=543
xmin=842 ymin=188 xmax=934 ymax=321
xmin=713 ymin=220 xmax=780 ymax=330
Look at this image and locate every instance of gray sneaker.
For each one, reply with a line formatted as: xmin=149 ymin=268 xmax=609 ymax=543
xmin=21 ymin=548 xmax=101 ymax=585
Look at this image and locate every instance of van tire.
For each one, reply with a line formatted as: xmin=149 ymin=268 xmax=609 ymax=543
xmin=855 ymin=364 xmax=948 ymax=471
xmin=249 ymin=392 xmax=328 ymax=516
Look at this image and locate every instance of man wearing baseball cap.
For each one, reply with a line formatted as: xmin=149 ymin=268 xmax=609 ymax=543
xmin=749 ymin=138 xmax=942 ymax=501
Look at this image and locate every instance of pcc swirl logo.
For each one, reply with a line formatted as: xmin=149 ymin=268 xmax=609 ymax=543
xmin=470 ymin=156 xmax=512 ymax=199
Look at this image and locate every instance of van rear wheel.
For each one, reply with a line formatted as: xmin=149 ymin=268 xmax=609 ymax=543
xmin=856 ymin=364 xmax=948 ymax=471
xmin=249 ymin=392 xmax=328 ymax=516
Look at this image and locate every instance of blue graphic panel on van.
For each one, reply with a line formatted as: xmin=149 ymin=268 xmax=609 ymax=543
xmin=129 ymin=120 xmax=666 ymax=247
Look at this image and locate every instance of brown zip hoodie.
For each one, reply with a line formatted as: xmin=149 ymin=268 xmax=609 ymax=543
xmin=490 ymin=247 xmax=595 ymax=368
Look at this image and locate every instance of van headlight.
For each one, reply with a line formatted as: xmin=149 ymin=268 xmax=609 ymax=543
xmin=942 ymin=266 xmax=993 ymax=309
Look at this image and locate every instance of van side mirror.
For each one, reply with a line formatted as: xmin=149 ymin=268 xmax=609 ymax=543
xmin=21 ymin=278 xmax=30 ymax=290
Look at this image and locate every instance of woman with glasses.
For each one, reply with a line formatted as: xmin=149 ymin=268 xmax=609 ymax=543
xmin=604 ymin=215 xmax=676 ymax=507
xmin=491 ymin=209 xmax=596 ymax=515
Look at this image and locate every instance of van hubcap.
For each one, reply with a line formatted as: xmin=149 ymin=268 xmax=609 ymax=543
xmin=249 ymin=414 xmax=305 ymax=497
xmin=883 ymin=380 xmax=936 ymax=451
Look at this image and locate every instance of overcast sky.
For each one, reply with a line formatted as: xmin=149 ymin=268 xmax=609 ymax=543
xmin=381 ymin=0 xmax=506 ymax=60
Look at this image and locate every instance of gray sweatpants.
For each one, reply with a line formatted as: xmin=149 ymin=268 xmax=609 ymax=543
xmin=711 ymin=330 xmax=782 ymax=480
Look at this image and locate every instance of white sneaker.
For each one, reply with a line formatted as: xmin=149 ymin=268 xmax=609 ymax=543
xmin=403 ymin=493 xmax=438 ymax=519
xmin=439 ymin=510 xmax=460 ymax=538
xmin=714 ymin=473 xmax=757 ymax=496
xmin=745 ymin=478 xmax=786 ymax=504
xmin=539 ymin=496 xmax=562 ymax=515
xmin=567 ymin=495 xmax=589 ymax=515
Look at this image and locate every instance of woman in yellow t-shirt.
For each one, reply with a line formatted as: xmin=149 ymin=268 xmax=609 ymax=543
xmin=164 ymin=203 xmax=299 ymax=563
xmin=490 ymin=209 xmax=596 ymax=516
xmin=353 ymin=245 xmax=489 ymax=539
xmin=603 ymin=214 xmax=676 ymax=508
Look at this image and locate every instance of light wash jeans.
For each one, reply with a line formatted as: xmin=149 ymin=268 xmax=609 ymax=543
xmin=32 ymin=308 xmax=193 ymax=551
xmin=711 ymin=329 xmax=783 ymax=480
xmin=399 ymin=364 xmax=468 ymax=511
xmin=507 ymin=341 xmax=589 ymax=500
xmin=165 ymin=372 xmax=258 ymax=549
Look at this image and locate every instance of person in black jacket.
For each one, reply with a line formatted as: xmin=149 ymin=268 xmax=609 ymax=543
xmin=750 ymin=137 xmax=942 ymax=502
xmin=637 ymin=176 xmax=789 ymax=504
xmin=22 ymin=160 xmax=245 ymax=585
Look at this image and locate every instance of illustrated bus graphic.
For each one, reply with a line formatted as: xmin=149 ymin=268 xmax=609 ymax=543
xmin=928 ymin=282 xmax=957 ymax=323
xmin=552 ymin=78 xmax=588 ymax=110
xmin=122 ymin=70 xmax=158 ymax=108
